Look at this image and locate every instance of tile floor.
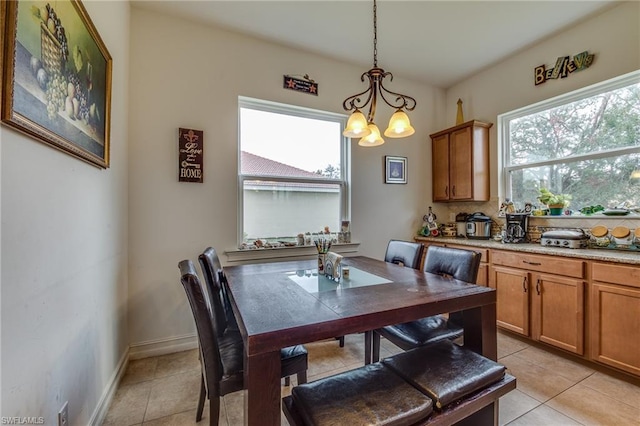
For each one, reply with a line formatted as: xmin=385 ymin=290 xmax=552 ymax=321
xmin=103 ymin=331 xmax=640 ymax=425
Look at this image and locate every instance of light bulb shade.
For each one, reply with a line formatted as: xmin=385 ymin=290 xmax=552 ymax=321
xmin=343 ymin=110 xmax=371 ymax=138
xmin=384 ymin=109 xmax=415 ymax=138
xmin=358 ymin=123 xmax=384 ymax=147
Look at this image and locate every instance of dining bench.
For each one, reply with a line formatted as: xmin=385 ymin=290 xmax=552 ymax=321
xmin=283 ymin=340 xmax=516 ymax=426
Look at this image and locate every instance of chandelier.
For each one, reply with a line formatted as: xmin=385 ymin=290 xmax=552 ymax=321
xmin=342 ymin=0 xmax=416 ymax=147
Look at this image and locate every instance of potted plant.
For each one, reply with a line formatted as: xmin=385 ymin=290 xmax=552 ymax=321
xmin=537 ymin=188 xmax=571 ymax=215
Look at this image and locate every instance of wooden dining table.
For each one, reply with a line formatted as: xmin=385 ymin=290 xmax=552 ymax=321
xmin=223 ymin=255 xmax=498 ymax=426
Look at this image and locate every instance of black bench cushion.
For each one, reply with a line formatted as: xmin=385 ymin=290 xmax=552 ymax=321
xmin=291 ymin=363 xmax=433 ymax=426
xmin=382 ymin=340 xmax=506 ymax=410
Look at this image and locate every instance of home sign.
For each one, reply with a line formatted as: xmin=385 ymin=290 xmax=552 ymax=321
xmin=178 ymin=128 xmax=203 ymax=183
xmin=534 ymin=50 xmax=595 ymax=85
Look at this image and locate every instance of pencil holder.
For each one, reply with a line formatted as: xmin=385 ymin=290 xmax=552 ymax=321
xmin=317 ymin=253 xmax=326 ymax=273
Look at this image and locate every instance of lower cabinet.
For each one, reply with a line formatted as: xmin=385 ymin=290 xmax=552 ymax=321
xmin=416 ymin=240 xmax=640 ymax=377
xmin=590 ymin=262 xmax=640 ymax=376
xmin=531 ymin=273 xmax=584 ymax=354
xmin=491 ymin=266 xmax=529 ymax=335
xmin=490 ymin=250 xmax=585 ymax=355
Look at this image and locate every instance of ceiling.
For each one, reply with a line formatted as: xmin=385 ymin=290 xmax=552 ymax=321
xmin=132 ymin=0 xmax=619 ymax=88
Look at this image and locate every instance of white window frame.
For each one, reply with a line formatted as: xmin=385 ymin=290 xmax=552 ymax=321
xmin=237 ymin=96 xmax=351 ymax=246
xmin=498 ymin=70 xmax=640 ymax=202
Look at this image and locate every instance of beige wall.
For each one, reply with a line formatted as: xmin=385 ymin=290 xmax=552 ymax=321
xmin=439 ymin=1 xmax=640 ymax=223
xmin=0 ymin=1 xmax=130 ymax=423
xmin=1 ymin=1 xmax=637 ymax=421
xmin=127 ymin=6 xmax=442 ymax=349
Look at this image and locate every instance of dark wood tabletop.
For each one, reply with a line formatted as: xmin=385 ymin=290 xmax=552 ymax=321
xmin=224 ymin=255 xmax=497 ymax=426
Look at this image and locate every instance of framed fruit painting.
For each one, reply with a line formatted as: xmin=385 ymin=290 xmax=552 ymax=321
xmin=2 ymin=0 xmax=112 ymax=168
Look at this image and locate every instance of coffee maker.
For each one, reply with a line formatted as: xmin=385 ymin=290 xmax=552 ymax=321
xmin=503 ymin=213 xmax=529 ymax=243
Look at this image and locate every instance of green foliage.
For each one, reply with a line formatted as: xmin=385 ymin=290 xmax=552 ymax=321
xmin=509 ymin=81 xmax=640 ymax=209
xmin=315 ymin=164 xmax=340 ymax=179
xmin=537 ymin=188 xmax=571 ymax=207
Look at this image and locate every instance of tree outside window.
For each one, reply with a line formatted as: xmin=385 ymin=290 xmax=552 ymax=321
xmin=501 ymin=71 xmax=640 ymax=211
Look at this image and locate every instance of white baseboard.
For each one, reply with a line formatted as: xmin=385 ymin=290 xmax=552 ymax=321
xmin=89 ymin=346 xmax=129 ymax=426
xmin=89 ymin=334 xmax=198 ymax=424
xmin=128 ymin=333 xmax=198 ymax=360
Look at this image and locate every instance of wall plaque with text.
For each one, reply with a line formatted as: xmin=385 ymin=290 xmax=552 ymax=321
xmin=178 ymin=128 xmax=203 ymax=183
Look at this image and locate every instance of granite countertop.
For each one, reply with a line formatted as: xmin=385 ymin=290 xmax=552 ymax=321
xmin=415 ymin=236 xmax=640 ymax=266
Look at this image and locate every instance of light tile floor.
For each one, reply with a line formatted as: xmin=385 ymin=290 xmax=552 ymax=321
xmin=103 ymin=331 xmax=640 ymax=425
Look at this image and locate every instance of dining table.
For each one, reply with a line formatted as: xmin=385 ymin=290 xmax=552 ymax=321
xmin=223 ymin=255 xmax=498 ymax=426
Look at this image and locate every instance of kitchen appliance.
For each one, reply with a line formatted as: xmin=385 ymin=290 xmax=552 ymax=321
xmin=466 ymin=212 xmax=492 ymax=239
xmin=503 ymin=213 xmax=529 ymax=243
xmin=455 ymin=212 xmax=468 ymax=237
xmin=541 ymin=229 xmax=588 ymax=249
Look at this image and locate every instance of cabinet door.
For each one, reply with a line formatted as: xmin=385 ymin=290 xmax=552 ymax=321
xmin=432 ymin=134 xmax=450 ymax=201
xmin=477 ymin=263 xmax=488 ymax=287
xmin=531 ymin=273 xmax=584 ymax=354
xmin=449 ymin=126 xmax=473 ymax=200
xmin=491 ymin=266 xmax=529 ymax=336
xmin=590 ymin=282 xmax=640 ymax=376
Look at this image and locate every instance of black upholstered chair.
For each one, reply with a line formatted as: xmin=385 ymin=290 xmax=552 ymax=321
xmin=198 ymin=247 xmax=308 ymax=389
xmin=198 ymin=247 xmax=237 ymax=332
xmin=384 ymin=239 xmax=424 ymax=269
xmin=372 ymin=245 xmax=482 ymax=362
xmin=179 ymin=259 xmax=308 ymax=426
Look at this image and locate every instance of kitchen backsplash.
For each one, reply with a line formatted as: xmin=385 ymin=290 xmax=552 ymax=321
xmin=440 ymin=197 xmax=640 ymax=230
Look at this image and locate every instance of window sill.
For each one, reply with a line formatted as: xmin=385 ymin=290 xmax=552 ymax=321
xmin=225 ymin=242 xmax=360 ymax=263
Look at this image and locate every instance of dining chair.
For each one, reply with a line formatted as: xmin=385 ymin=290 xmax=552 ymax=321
xmin=198 ymin=247 xmax=237 ymax=331
xmin=362 ymin=240 xmax=425 ymax=364
xmin=384 ymin=239 xmax=424 ymax=269
xmin=198 ymin=247 xmax=308 ymax=387
xmin=371 ymin=245 xmax=482 ymax=362
xmin=179 ymin=259 xmax=308 ymax=426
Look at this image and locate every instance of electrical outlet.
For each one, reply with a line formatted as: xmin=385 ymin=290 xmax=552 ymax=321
xmin=58 ymin=401 xmax=68 ymax=426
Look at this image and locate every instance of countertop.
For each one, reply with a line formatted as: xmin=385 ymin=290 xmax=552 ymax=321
xmin=415 ymin=236 xmax=640 ymax=266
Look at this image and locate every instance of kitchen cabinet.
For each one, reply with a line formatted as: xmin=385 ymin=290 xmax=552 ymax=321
xmin=590 ymin=262 xmax=640 ymax=376
xmin=430 ymin=120 xmax=492 ymax=202
xmin=490 ymin=250 xmax=585 ymax=354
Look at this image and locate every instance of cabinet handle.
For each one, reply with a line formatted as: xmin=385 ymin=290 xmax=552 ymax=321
xmin=522 ymin=260 xmax=542 ymax=266
xmin=522 ymin=276 xmax=528 ymax=293
xmin=452 ymin=185 xmax=456 ymax=196
xmin=445 ymin=186 xmax=449 ymax=197
xmin=536 ymin=278 xmax=541 ymax=295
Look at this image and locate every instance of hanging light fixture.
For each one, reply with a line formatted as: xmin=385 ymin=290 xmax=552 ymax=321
xmin=342 ymin=0 xmax=416 ymax=146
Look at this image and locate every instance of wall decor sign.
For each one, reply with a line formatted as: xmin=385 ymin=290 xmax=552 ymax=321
xmin=283 ymin=74 xmax=318 ymax=95
xmin=178 ymin=128 xmax=203 ymax=183
xmin=385 ymin=155 xmax=407 ymax=184
xmin=2 ymin=0 xmax=112 ymax=168
xmin=534 ymin=50 xmax=595 ymax=86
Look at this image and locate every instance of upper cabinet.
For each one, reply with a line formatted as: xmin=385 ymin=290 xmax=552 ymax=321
xmin=430 ymin=120 xmax=492 ymax=202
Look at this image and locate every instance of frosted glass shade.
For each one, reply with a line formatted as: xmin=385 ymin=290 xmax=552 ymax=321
xmin=384 ymin=109 xmax=415 ymax=138
xmin=343 ymin=110 xmax=371 ymax=138
xmin=358 ymin=123 xmax=384 ymax=147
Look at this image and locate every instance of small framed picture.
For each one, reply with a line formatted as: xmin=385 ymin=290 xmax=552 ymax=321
xmin=385 ymin=156 xmax=407 ymax=184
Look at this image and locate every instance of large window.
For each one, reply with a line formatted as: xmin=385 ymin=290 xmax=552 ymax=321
xmin=499 ymin=71 xmax=640 ymax=212
xmin=238 ymin=97 xmax=349 ymax=245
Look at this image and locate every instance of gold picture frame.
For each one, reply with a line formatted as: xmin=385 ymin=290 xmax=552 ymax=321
xmin=2 ymin=0 xmax=112 ymax=168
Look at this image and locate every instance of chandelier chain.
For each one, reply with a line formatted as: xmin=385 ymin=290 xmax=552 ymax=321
xmin=373 ymin=0 xmax=378 ymax=67
xmin=341 ymin=0 xmax=417 ymax=143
